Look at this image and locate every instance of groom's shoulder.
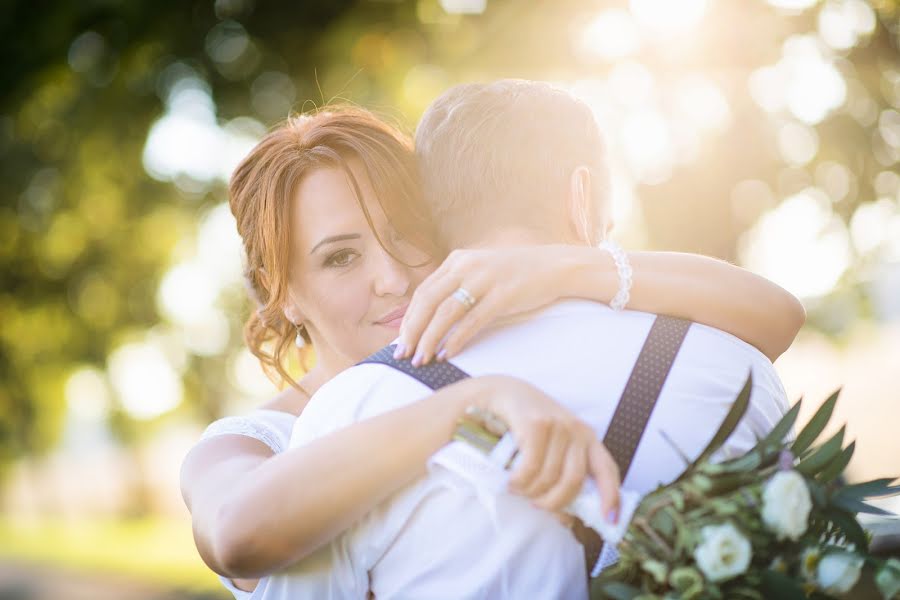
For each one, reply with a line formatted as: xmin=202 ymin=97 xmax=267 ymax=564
xmin=296 ymin=350 xmax=436 ymax=438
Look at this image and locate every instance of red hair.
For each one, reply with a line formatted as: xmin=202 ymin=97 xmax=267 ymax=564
xmin=229 ymin=106 xmax=437 ymax=388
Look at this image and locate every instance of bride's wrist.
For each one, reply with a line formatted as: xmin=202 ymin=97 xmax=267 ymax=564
xmin=599 ymin=240 xmax=633 ymax=311
xmin=564 ymin=244 xmax=619 ymax=303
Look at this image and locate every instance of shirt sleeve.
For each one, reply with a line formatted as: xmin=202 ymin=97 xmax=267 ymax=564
xmin=289 ymin=364 xmax=398 ymax=449
xmin=290 ymin=363 xmax=434 ymax=448
xmin=286 ymin=363 xmax=437 ymax=582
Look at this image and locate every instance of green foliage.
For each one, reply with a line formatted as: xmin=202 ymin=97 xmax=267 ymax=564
xmin=593 ymin=384 xmax=900 ymax=599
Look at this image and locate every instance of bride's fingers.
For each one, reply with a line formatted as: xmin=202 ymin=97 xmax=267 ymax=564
xmin=397 ymin=269 xmax=459 ymax=359
xmin=519 ymin=425 xmax=567 ymax=498
xmin=532 ymin=441 xmax=587 ymax=513
xmin=437 ymin=292 xmax=503 ymax=360
xmin=588 ymin=441 xmax=621 ymax=524
xmin=508 ymin=419 xmax=551 ymax=492
xmin=411 ymin=294 xmax=469 ymax=365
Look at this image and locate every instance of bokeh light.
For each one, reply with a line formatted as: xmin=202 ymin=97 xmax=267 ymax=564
xmin=740 ymin=189 xmax=853 ymax=298
xmin=107 ymin=340 xmax=183 ymax=420
xmin=3 ymin=1 xmax=900 ymax=595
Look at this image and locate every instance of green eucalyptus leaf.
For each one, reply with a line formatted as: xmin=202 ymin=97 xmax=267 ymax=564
xmin=807 ymin=480 xmax=828 ymax=508
xmin=756 ymin=399 xmax=802 ymax=454
xmin=650 ymin=510 xmax=675 ymax=538
xmin=796 ymin=426 xmax=845 ymax=476
xmin=791 ymin=388 xmax=840 ymax=455
xmin=686 ymin=373 xmax=753 ymax=476
xmin=816 ymin=441 xmax=855 ymax=483
xmin=760 ymin=569 xmax=809 ymax=599
xmin=831 ymin=495 xmax=894 ymax=516
xmin=721 ymin=450 xmax=763 ymax=473
xmin=659 ymin=430 xmax=692 ymax=469
xmin=875 ymin=558 xmax=900 ymax=600
xmin=590 ymin=581 xmax=642 ymax=600
xmin=669 ymin=566 xmax=704 ymax=599
xmin=641 ymin=559 xmax=668 ymax=585
xmin=835 ymin=478 xmax=900 ymax=500
xmin=823 ymin=508 xmax=869 ymax=551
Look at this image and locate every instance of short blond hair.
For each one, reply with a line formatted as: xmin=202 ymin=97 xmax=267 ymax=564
xmin=415 ymin=79 xmax=608 ymax=247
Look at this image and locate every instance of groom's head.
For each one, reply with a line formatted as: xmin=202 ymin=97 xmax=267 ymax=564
xmin=415 ymin=79 xmax=612 ymax=249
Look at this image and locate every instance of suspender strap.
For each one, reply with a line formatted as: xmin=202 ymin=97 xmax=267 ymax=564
xmin=575 ymin=315 xmax=692 ymax=578
xmin=358 ymin=344 xmax=472 ymax=390
xmin=603 ymin=316 xmax=692 ymax=475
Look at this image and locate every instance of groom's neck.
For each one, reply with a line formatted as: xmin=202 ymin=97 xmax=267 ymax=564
xmin=452 ymin=226 xmax=565 ymax=250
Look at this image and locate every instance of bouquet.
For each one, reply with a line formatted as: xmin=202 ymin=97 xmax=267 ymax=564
xmin=453 ymin=376 xmax=900 ymax=599
xmin=590 ymin=376 xmax=900 ymax=599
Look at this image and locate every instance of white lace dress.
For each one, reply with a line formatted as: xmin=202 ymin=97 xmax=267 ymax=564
xmin=199 ymin=409 xmax=297 ymax=600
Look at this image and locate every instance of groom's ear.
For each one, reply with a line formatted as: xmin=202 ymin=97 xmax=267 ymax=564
xmin=567 ymin=166 xmax=598 ymax=246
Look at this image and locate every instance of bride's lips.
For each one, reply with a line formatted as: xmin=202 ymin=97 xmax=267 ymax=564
xmin=375 ymin=304 xmax=408 ymax=329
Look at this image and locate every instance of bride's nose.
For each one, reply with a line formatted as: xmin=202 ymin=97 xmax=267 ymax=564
xmin=372 ymin=246 xmax=410 ymax=298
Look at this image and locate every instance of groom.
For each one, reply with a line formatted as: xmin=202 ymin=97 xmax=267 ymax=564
xmin=263 ymin=80 xmax=789 ymax=598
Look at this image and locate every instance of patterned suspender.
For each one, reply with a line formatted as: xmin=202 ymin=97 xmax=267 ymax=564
xmin=358 ymin=315 xmax=692 ymax=578
xmin=358 ymin=344 xmax=472 ymax=388
xmin=574 ymin=315 xmax=692 ymax=577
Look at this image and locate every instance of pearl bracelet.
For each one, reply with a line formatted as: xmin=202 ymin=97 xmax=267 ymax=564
xmin=599 ymin=240 xmax=632 ymax=311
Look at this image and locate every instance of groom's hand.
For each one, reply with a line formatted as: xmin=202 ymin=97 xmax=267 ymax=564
xmin=475 ymin=376 xmax=621 ymax=524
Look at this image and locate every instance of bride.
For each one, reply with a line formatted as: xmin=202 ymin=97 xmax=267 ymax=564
xmin=180 ymin=105 xmax=804 ymax=598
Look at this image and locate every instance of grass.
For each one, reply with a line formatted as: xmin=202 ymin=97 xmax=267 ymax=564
xmin=0 ymin=516 xmax=229 ymax=597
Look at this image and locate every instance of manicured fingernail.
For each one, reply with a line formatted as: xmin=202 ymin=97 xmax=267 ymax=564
xmin=393 ymin=343 xmax=406 ymax=359
xmin=437 ymin=349 xmax=447 ymax=362
xmin=411 ymin=351 xmax=423 ymax=367
xmin=607 ymin=509 xmax=618 ymax=524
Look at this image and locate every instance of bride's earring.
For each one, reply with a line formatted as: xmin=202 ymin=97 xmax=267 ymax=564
xmin=294 ymin=323 xmax=306 ymax=349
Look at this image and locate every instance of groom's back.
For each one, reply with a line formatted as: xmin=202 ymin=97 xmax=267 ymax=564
xmin=285 ymin=300 xmax=788 ymax=600
xmin=447 ymin=300 xmax=787 ymax=490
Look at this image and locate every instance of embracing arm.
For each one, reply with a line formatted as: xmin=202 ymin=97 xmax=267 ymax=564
xmin=181 ymin=387 xmax=470 ymax=579
xmin=399 ymin=245 xmax=805 ymax=364
xmin=566 ymin=248 xmax=806 ymax=361
xmin=180 ymin=375 xmax=617 ymax=579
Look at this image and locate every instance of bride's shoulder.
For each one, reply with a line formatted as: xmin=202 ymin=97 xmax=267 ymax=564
xmin=199 ymin=387 xmax=307 ymax=455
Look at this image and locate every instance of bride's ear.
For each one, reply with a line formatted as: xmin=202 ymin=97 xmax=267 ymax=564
xmin=282 ymin=293 xmax=305 ymax=328
xmin=567 ymin=166 xmax=597 ymax=246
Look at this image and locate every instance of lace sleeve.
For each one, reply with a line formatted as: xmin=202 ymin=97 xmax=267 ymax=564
xmin=200 ymin=413 xmax=290 ymax=455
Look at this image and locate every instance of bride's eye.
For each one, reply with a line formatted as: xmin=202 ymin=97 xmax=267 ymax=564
xmin=324 ymin=249 xmax=359 ymax=268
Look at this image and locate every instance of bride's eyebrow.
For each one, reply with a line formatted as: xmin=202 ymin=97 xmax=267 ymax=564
xmin=309 ymin=233 xmax=361 ymax=255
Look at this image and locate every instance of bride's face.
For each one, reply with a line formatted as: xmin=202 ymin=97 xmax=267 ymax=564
xmin=286 ymin=160 xmax=435 ymax=370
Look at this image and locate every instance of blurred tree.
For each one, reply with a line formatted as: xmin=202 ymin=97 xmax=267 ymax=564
xmin=0 ymin=0 xmax=898 ymax=503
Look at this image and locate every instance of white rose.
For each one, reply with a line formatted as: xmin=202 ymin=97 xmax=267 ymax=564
xmin=693 ymin=522 xmax=753 ymax=583
xmin=762 ymin=470 xmax=812 ymax=540
xmin=817 ymin=552 xmax=864 ymax=594
xmin=800 ymin=547 xmax=822 ymax=581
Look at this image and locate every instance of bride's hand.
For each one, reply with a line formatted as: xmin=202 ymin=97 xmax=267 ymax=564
xmin=397 ymin=246 xmax=584 ymax=365
xmin=470 ymin=376 xmax=621 ymax=523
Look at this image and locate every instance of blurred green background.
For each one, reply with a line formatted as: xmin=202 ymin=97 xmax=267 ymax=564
xmin=1 ymin=0 xmax=899 ymax=597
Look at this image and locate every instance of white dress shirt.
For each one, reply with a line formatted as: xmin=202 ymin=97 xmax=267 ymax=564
xmin=258 ymin=300 xmax=789 ymax=600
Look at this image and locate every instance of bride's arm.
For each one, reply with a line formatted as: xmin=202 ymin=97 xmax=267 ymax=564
xmin=181 ymin=375 xmax=618 ymax=580
xmin=571 ymin=249 xmax=806 ymax=361
xmin=398 ymin=245 xmax=805 ymax=364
